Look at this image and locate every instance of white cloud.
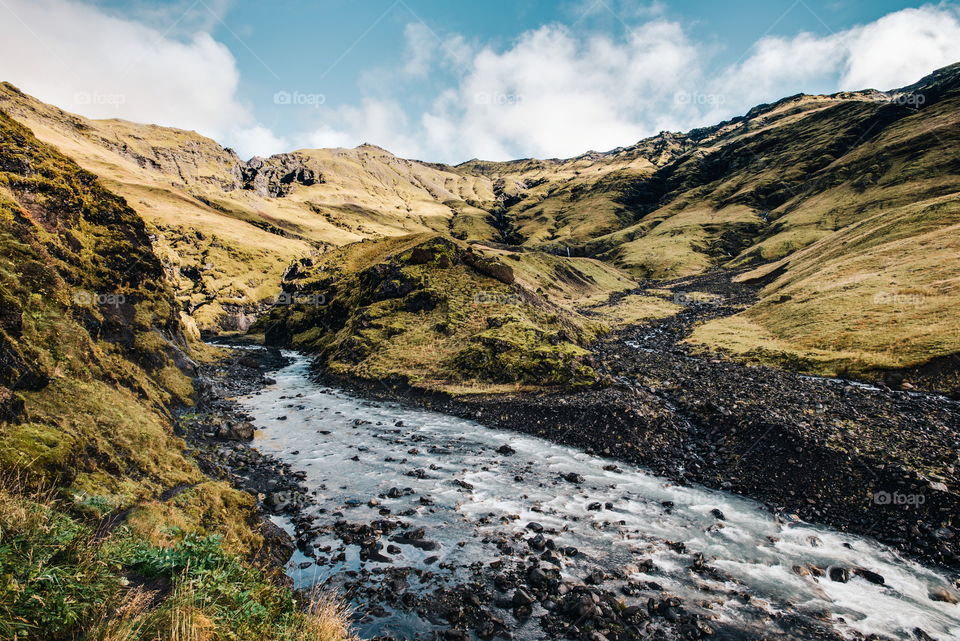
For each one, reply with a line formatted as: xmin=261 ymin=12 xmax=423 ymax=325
xmin=839 ymin=5 xmax=960 ymax=89
xmin=402 ymin=23 xmax=437 ymax=76
xmin=714 ymin=4 xmax=960 ymax=112
xmin=0 ymin=0 xmax=277 ymax=159
xmin=2 ymin=0 xmax=959 ymax=164
xmin=306 ymin=98 xmax=422 ymax=158
xmin=306 ymin=4 xmax=960 ymax=163
xmin=346 ymin=20 xmax=705 ymax=162
xmin=231 ymin=125 xmax=289 ymax=159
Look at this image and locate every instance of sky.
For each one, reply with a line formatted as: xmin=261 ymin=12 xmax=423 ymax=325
xmin=1 ymin=0 xmax=959 ymax=163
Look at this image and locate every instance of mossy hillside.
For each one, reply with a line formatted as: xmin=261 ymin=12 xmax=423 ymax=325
xmin=0 ymin=109 xmax=199 ymax=501
xmin=689 ymin=193 xmax=960 ymax=387
xmin=486 ymin=247 xmax=638 ymax=310
xmin=0 ymin=112 xmax=354 ymax=640
xmin=685 ymin=82 xmax=960 ymax=384
xmin=255 ymin=234 xmax=607 ymax=390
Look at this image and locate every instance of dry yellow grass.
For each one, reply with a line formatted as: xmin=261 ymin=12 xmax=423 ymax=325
xmin=590 ymin=293 xmax=682 ymax=328
xmin=690 ymin=194 xmax=960 ymax=376
xmin=286 ymin=590 xmax=358 ymax=641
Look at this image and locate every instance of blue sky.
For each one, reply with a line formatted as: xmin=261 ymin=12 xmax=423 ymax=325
xmin=1 ymin=0 xmax=959 ymax=162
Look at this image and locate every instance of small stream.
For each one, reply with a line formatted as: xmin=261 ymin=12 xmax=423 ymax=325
xmin=239 ymin=354 xmax=960 ymax=641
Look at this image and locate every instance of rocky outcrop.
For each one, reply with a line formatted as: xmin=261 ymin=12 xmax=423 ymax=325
xmin=462 ymin=248 xmax=515 ymax=284
xmin=242 ymin=153 xmax=322 ymax=197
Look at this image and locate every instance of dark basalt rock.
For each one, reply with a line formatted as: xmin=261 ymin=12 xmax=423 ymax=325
xmin=0 ymin=385 xmax=23 ymax=422
xmin=853 ymin=567 xmax=885 ymax=585
xmin=828 ymin=567 xmax=850 ymax=583
xmin=242 ymin=153 xmax=321 ymax=197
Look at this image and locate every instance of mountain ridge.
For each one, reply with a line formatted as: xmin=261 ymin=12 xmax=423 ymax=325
xmin=0 ymin=61 xmax=958 ymax=388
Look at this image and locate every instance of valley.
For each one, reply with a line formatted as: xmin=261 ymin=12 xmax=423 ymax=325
xmin=1 ymin=60 xmax=959 ymax=641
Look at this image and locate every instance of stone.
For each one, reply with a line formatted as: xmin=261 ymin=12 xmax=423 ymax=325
xmin=929 ymin=587 xmax=959 ymax=604
xmin=829 ymin=567 xmax=850 ymax=583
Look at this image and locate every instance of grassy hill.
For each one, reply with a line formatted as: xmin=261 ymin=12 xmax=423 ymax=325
xmin=2 ymin=62 xmax=959 ymax=388
xmin=253 ymin=234 xmax=638 ymax=393
xmin=0 ymin=110 xmax=351 ymax=641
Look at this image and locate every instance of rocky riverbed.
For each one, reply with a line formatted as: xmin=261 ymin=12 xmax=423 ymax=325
xmin=236 ymin=353 xmax=959 ymax=641
xmin=179 ymin=275 xmax=960 ymax=641
xmin=315 ymin=269 xmax=960 ymax=574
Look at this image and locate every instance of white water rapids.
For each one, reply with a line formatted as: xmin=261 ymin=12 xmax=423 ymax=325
xmin=238 ymin=354 xmax=960 ymax=640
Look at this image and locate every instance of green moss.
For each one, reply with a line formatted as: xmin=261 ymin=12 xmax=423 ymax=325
xmin=0 ymin=422 xmax=75 ymax=481
xmin=125 ymin=482 xmax=264 ymax=556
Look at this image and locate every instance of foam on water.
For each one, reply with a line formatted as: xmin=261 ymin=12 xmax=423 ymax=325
xmin=240 ymin=354 xmax=960 ymax=640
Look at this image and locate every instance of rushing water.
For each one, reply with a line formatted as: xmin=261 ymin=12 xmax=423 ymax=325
xmin=239 ymin=354 xmax=960 ymax=641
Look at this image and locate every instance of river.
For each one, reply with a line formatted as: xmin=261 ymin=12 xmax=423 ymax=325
xmin=238 ymin=353 xmax=960 ymax=641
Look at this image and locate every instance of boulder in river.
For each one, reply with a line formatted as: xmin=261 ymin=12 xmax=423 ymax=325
xmin=829 ymin=567 xmax=850 ymax=583
xmin=853 ymin=567 xmax=885 ymax=585
xmin=929 ymin=587 xmax=959 ymax=604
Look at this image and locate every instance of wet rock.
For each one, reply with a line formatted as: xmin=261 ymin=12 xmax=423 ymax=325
xmin=929 ymin=587 xmax=959 ymax=604
xmin=563 ymin=472 xmax=585 ymax=484
xmin=496 ymin=444 xmax=516 ymax=455
xmin=266 ymin=492 xmax=291 ymax=512
xmin=216 ymin=420 xmax=255 ymax=440
xmin=587 ymin=502 xmax=603 ymax=511
xmin=528 ymin=534 xmax=547 ymax=551
xmin=584 ymin=570 xmax=605 ymax=585
xmin=829 ymin=567 xmax=850 ymax=583
xmin=710 ymin=508 xmax=726 ymax=520
xmin=238 ymin=355 xmax=262 ymax=369
xmin=526 ymin=522 xmax=544 ymax=533
xmin=853 ymin=568 xmax=885 ymax=585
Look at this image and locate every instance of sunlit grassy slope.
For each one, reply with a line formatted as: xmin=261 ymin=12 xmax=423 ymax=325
xmin=253 ymin=233 xmax=640 ymax=393
xmin=2 ymin=62 xmax=959 ymax=383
